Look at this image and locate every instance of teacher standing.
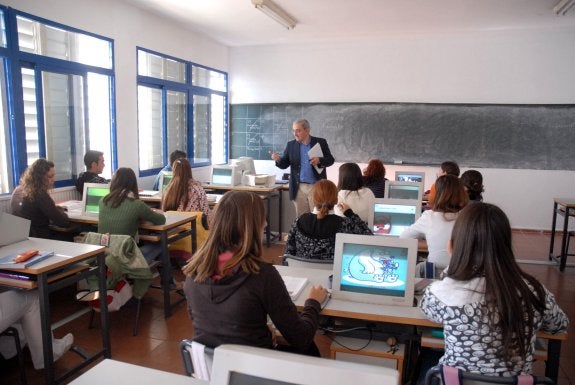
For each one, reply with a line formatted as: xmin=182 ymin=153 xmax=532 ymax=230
xmin=271 ymin=119 xmax=335 ymax=217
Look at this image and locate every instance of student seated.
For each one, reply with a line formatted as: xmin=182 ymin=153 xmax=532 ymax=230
xmin=420 ymin=203 xmax=569 ymax=376
xmin=426 ymin=160 xmax=460 ymax=204
xmin=152 ymin=149 xmax=186 ymax=190
xmin=400 ymin=175 xmax=468 ymax=277
xmin=183 ymin=190 xmax=328 ymax=356
xmin=362 ymin=159 xmax=387 ymax=198
xmin=161 ymin=158 xmax=210 ymax=220
xmin=460 ymin=169 xmax=484 ymax=202
xmin=10 ymin=158 xmax=70 ymax=238
xmin=285 ymin=179 xmax=372 ymax=261
xmin=75 ymin=150 xmax=109 ymax=195
xmin=98 ymin=168 xmax=166 ymax=265
xmin=0 ymin=289 xmax=73 ymax=370
xmin=334 ymin=162 xmax=375 ymax=223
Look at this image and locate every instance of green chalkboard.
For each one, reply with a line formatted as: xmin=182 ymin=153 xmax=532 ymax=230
xmin=230 ymin=103 xmax=575 ymax=170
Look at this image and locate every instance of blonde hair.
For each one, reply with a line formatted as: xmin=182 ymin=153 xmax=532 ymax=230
xmin=311 ymin=179 xmax=338 ymax=219
xmin=182 ymin=190 xmax=266 ymax=282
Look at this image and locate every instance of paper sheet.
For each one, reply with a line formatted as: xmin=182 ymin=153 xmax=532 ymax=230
xmin=308 ymin=143 xmax=324 ymax=174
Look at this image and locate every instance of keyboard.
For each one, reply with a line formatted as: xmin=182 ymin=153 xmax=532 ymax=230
xmin=140 ymin=190 xmax=160 ymax=197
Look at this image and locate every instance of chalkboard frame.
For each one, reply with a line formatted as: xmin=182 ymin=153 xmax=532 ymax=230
xmin=230 ymin=103 xmax=575 ymax=170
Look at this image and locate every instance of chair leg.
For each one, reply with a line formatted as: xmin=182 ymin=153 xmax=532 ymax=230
xmin=133 ymin=298 xmax=142 ymax=336
xmin=2 ymin=327 xmax=27 ymax=385
xmin=88 ymin=308 xmax=96 ymax=329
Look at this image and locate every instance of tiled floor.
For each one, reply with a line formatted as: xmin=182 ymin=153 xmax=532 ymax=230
xmin=1 ymin=231 xmax=573 ymax=384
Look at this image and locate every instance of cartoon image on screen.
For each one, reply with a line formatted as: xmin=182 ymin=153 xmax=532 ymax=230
xmin=339 ymin=243 xmax=409 ymax=298
xmin=372 ymin=203 xmax=417 ymax=236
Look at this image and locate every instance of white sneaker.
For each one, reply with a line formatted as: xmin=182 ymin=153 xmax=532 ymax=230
xmin=52 ymin=333 xmax=74 ymax=362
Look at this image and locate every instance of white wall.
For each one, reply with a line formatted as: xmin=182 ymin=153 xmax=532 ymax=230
xmin=229 ymin=28 xmax=575 ymax=230
xmin=3 ymin=0 xmax=229 ymax=185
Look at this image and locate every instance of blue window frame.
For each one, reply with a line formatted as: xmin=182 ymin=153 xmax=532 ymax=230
xmin=0 ymin=6 xmax=116 ymax=193
xmin=137 ymin=47 xmax=227 ymax=176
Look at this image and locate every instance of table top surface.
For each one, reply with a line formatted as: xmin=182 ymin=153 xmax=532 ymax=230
xmin=275 ymin=265 xmax=568 ymax=340
xmin=67 ymin=209 xmax=196 ymax=229
xmin=553 ymin=197 xmax=575 ymax=207
xmin=69 ymin=359 xmax=205 ymax=385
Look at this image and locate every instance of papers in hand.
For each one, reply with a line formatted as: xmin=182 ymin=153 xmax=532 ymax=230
xmin=282 ymin=275 xmax=309 ymax=300
xmin=0 ymin=250 xmax=55 ymax=269
xmin=308 ymin=143 xmax=324 ymax=174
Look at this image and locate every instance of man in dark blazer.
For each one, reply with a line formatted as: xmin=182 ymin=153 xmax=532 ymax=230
xmin=271 ymin=119 xmax=335 ymax=217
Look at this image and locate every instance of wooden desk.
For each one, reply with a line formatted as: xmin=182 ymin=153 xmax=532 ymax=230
xmin=548 ymin=197 xmax=575 ymax=271
xmin=67 ymin=211 xmax=197 ymax=318
xmin=69 ymin=359 xmax=206 ymax=385
xmin=0 ymin=238 xmax=110 ymax=384
xmin=276 ymin=265 xmax=568 ymax=384
xmin=202 ymin=184 xmax=283 ymax=246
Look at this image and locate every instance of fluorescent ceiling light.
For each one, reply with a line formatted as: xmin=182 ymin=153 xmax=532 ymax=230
xmin=251 ymin=0 xmax=297 ymax=30
xmin=554 ymin=0 xmax=575 ymax=15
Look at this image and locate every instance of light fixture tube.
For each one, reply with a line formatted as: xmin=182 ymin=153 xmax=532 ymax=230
xmin=553 ymin=0 xmax=575 ymax=15
xmin=251 ymin=0 xmax=297 ymax=30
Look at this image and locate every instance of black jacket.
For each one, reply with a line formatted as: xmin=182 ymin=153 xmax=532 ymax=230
xmin=275 ymin=136 xmax=335 ymax=201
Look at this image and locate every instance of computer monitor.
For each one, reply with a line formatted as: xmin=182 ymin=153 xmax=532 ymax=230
xmin=159 ymin=171 xmax=173 ymax=192
xmin=385 ymin=180 xmax=423 ymax=201
xmin=233 ymin=156 xmax=256 ymax=176
xmin=331 ymin=233 xmax=417 ymax=307
xmin=210 ymin=344 xmax=399 ymax=385
xmin=81 ymin=183 xmax=110 ymax=215
xmin=395 ymin=170 xmax=426 ymax=187
xmin=211 ymin=164 xmax=242 ymax=186
xmin=368 ymin=198 xmax=421 ymax=236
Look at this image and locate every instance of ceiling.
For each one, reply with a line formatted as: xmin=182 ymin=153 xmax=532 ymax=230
xmin=122 ymin=0 xmax=575 ymax=47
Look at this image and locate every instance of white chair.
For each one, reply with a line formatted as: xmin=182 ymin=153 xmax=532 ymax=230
xmin=209 ymin=344 xmax=400 ymax=385
xmin=283 ymin=254 xmax=334 ymax=270
xmin=179 ymin=339 xmax=215 ymax=380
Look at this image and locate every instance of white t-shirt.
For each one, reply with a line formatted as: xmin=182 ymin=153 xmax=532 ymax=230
xmin=335 ymin=188 xmax=375 ymax=224
xmin=399 ymin=210 xmax=456 ymax=268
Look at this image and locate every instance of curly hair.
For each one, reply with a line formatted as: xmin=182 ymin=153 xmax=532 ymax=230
xmin=20 ymin=159 xmax=55 ymax=201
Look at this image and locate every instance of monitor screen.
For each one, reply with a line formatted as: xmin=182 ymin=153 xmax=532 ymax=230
xmin=332 ymin=233 xmax=417 ymax=307
xmin=82 ymin=183 xmax=110 ymax=214
xmin=160 ymin=172 xmax=173 ymax=192
xmin=395 ymin=171 xmax=426 ymax=187
xmin=211 ymin=165 xmax=241 ymax=186
xmin=385 ymin=181 xmax=423 ymax=201
xmin=368 ymin=198 xmax=421 ymax=236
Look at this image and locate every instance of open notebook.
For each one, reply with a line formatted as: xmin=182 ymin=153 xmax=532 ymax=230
xmin=281 ymin=276 xmax=309 ymax=300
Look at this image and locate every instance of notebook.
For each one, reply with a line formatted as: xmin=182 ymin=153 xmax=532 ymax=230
xmin=281 ymin=275 xmax=309 ymax=300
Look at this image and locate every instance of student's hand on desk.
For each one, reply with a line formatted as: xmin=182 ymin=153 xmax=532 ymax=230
xmin=308 ymin=285 xmax=328 ymax=304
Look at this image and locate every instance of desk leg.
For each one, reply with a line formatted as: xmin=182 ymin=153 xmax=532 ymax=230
xmin=560 ymin=206 xmax=570 ymax=272
xmin=160 ymin=231 xmax=172 ymax=318
xmin=549 ymin=202 xmax=558 ymax=261
xmin=97 ymin=251 xmax=111 ymax=358
xmin=266 ymin=193 xmax=271 ymax=247
xmin=191 ymin=217 xmax=197 ymax=253
xmin=545 ymin=339 xmax=562 ymax=383
xmin=38 ymin=273 xmax=55 ymax=384
xmin=278 ymin=190 xmax=283 ymax=241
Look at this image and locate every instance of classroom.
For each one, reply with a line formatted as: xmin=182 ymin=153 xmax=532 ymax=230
xmin=0 ymin=0 xmax=573 ymax=384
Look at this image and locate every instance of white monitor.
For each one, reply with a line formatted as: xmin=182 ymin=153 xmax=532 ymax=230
xmin=395 ymin=170 xmax=426 ymax=188
xmin=158 ymin=171 xmax=174 ymax=192
xmin=368 ymin=198 xmax=422 ymax=236
xmin=82 ymin=183 xmax=110 ymax=215
xmin=210 ymin=344 xmax=399 ymax=385
xmin=211 ymin=164 xmax=242 ymax=186
xmin=233 ymin=156 xmax=256 ymax=176
xmin=332 ymin=233 xmax=418 ymax=307
xmin=385 ymin=180 xmax=423 ymax=201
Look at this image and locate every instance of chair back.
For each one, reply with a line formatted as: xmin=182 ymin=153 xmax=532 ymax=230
xmin=167 ymin=211 xmax=210 ymax=260
xmin=179 ymin=339 xmax=215 ymax=380
xmin=284 ymin=254 xmax=334 ymax=270
xmin=425 ymin=365 xmax=555 ymax=385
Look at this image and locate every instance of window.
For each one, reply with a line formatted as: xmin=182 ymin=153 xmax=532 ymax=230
xmin=0 ymin=7 xmax=116 ymax=193
xmin=137 ymin=48 xmax=227 ymax=175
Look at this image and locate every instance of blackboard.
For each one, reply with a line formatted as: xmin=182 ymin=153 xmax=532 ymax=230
xmin=230 ymin=103 xmax=575 ymax=170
